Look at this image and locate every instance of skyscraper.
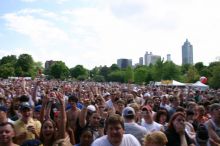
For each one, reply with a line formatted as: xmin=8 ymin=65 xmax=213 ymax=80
xmin=117 ymin=58 xmax=132 ymax=68
xmin=139 ymin=57 xmax=143 ymax=65
xmin=182 ymin=39 xmax=193 ymax=65
xmin=144 ymin=51 xmax=161 ymax=66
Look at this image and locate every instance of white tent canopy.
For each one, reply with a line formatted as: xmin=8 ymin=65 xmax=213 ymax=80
xmin=192 ymin=81 xmax=209 ymax=90
xmin=157 ymin=80 xmax=186 ymax=86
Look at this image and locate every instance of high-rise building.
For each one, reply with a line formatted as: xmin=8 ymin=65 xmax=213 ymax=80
xmin=144 ymin=51 xmax=161 ymax=66
xmin=167 ymin=54 xmax=171 ymax=62
xmin=139 ymin=57 xmax=143 ymax=65
xmin=182 ymin=39 xmax=193 ymax=65
xmin=117 ymin=58 xmax=132 ymax=68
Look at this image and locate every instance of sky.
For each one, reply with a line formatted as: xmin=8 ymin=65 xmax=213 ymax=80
xmin=0 ymin=0 xmax=220 ymax=69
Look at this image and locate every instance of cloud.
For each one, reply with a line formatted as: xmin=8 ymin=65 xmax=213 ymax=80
xmin=2 ymin=0 xmax=220 ymax=69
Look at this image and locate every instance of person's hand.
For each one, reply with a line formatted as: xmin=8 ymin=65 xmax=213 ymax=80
xmin=56 ymin=92 xmax=65 ymax=105
xmin=175 ymin=122 xmax=185 ymax=135
xmin=27 ymin=125 xmax=37 ymax=135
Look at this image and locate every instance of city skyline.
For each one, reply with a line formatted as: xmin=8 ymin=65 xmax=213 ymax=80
xmin=1 ymin=0 xmax=220 ymax=69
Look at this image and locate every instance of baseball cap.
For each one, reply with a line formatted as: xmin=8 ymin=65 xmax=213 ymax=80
xmin=210 ymin=103 xmax=220 ymax=112
xmin=87 ymin=105 xmax=96 ymax=112
xmin=34 ymin=105 xmax=42 ymax=112
xmin=142 ymin=105 xmax=152 ymax=112
xmin=20 ymin=102 xmax=32 ymax=110
xmin=122 ymin=107 xmax=135 ymax=117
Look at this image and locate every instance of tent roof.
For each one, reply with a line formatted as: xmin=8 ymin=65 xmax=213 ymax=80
xmin=192 ymin=81 xmax=208 ymax=87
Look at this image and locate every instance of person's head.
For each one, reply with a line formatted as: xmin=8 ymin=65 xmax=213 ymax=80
xmin=196 ymin=105 xmax=206 ymax=116
xmin=0 ymin=122 xmax=16 ymax=144
xmin=153 ymin=96 xmax=161 ymax=106
xmin=196 ymin=124 xmax=209 ymax=145
xmin=168 ymin=112 xmax=186 ymax=132
xmin=40 ymin=119 xmax=56 ymax=142
xmin=209 ymin=103 xmax=220 ymax=120
xmin=33 ymin=105 xmax=42 ymax=121
xmin=141 ymin=105 xmax=153 ymax=122
xmin=89 ymin=112 xmax=101 ymax=127
xmin=79 ymin=128 xmax=93 ymax=145
xmin=0 ymin=105 xmax=8 ymax=123
xmin=116 ymin=99 xmax=125 ymax=113
xmin=105 ymin=114 xmax=124 ymax=146
xmin=122 ymin=107 xmax=135 ymax=120
xmin=170 ymin=96 xmax=180 ymax=107
xmin=19 ymin=102 xmax=32 ymax=122
xmin=155 ymin=109 xmax=168 ymax=124
xmin=143 ymin=131 xmax=168 ymax=146
xmin=68 ymin=95 xmax=78 ymax=108
xmin=145 ymin=98 xmax=154 ymax=108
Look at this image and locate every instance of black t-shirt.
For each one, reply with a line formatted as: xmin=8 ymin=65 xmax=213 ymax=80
xmin=165 ymin=129 xmax=194 ymax=146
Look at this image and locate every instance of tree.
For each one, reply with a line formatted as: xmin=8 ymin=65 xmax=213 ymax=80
xmin=93 ymin=75 xmax=105 ymax=82
xmin=49 ymin=61 xmax=69 ymax=79
xmin=0 ymin=63 xmax=15 ymax=78
xmin=209 ymin=66 xmax=220 ymax=89
xmin=124 ymin=67 xmax=134 ymax=83
xmin=15 ymin=54 xmax=34 ymax=77
xmin=99 ymin=66 xmax=110 ymax=81
xmin=185 ymin=66 xmax=200 ymax=83
xmin=0 ymin=55 xmax=17 ymax=65
xmin=134 ymin=66 xmax=147 ymax=84
xmin=70 ymin=65 xmax=88 ymax=79
xmin=152 ymin=59 xmax=164 ymax=81
xmin=107 ymin=71 xmax=124 ymax=82
xmin=162 ymin=61 xmax=181 ymax=80
xmin=109 ymin=64 xmax=120 ymax=72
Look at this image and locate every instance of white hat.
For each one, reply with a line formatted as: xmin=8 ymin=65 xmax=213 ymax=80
xmin=87 ymin=105 xmax=96 ymax=112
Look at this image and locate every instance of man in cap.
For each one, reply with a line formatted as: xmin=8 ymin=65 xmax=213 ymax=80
xmin=123 ymin=106 xmax=147 ymax=144
xmin=14 ymin=102 xmax=41 ymax=145
xmin=141 ymin=105 xmax=164 ymax=133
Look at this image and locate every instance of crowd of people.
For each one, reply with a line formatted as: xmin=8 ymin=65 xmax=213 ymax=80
xmin=0 ymin=78 xmax=220 ymax=146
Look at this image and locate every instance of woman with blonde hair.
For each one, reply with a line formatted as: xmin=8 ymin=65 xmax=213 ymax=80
xmin=143 ymin=131 xmax=168 ymax=146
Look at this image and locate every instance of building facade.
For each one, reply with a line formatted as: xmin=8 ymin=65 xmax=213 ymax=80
xmin=117 ymin=59 xmax=132 ymax=68
xmin=144 ymin=51 xmax=161 ymax=66
xmin=139 ymin=57 xmax=143 ymax=65
xmin=182 ymin=39 xmax=193 ymax=65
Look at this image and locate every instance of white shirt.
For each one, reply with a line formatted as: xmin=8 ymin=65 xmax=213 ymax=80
xmin=92 ymin=134 xmax=141 ymax=146
xmin=141 ymin=119 xmax=164 ymax=132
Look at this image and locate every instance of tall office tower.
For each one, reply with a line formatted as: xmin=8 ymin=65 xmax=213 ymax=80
xmin=182 ymin=39 xmax=193 ymax=65
xmin=117 ymin=58 xmax=132 ymax=68
xmin=144 ymin=51 xmax=161 ymax=66
xmin=167 ymin=54 xmax=171 ymax=62
xmin=139 ymin=57 xmax=143 ymax=65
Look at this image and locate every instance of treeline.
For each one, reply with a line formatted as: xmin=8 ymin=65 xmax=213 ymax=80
xmin=1 ymin=54 xmax=220 ymax=89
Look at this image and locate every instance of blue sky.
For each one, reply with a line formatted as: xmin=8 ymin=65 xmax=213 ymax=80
xmin=1 ymin=0 xmax=220 ymax=69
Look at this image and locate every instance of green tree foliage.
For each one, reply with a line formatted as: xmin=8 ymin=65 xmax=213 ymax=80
xmin=109 ymin=64 xmax=120 ymax=72
xmin=15 ymin=54 xmax=35 ymax=77
xmin=70 ymin=65 xmax=88 ymax=79
xmin=0 ymin=63 xmax=15 ymax=78
xmin=209 ymin=65 xmax=220 ymax=89
xmin=152 ymin=59 xmax=164 ymax=81
xmin=134 ymin=66 xmax=147 ymax=84
xmin=0 ymin=55 xmax=17 ymax=65
xmin=99 ymin=66 xmax=110 ymax=81
xmin=107 ymin=70 xmax=124 ymax=82
xmin=185 ymin=66 xmax=200 ymax=83
xmin=162 ymin=61 xmax=181 ymax=80
xmin=93 ymin=75 xmax=105 ymax=82
xmin=49 ymin=61 xmax=69 ymax=79
xmin=124 ymin=67 xmax=134 ymax=83
xmin=195 ymin=62 xmax=205 ymax=74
